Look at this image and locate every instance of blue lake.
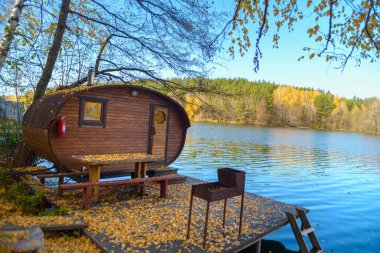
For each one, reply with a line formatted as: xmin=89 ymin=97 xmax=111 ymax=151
xmin=172 ymin=122 xmax=380 ymax=253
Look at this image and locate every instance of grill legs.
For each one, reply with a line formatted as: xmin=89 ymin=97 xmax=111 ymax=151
xmin=239 ymin=192 xmax=244 ymax=236
xmin=223 ymin=198 xmax=227 ymax=228
xmin=187 ymin=190 xmax=244 ymax=249
xmin=186 ymin=187 xmax=194 ymax=240
xmin=203 ymin=201 xmax=210 ymax=248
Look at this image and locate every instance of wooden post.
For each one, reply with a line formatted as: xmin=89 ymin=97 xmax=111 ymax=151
xmin=132 ymin=162 xmax=140 ymax=193
xmin=83 ymin=186 xmax=90 ymax=209
xmin=140 ymin=162 xmax=146 ymax=194
xmin=140 ymin=162 xmax=146 ymax=178
xmin=254 ymin=240 xmax=262 ymax=253
xmin=134 ymin=162 xmax=140 ymax=179
xmin=58 ymin=176 xmax=64 ymax=196
xmin=159 ymin=180 xmax=168 ymax=198
xmin=58 ymin=185 xmax=63 ymax=197
xmin=89 ymin=165 xmax=100 ymax=201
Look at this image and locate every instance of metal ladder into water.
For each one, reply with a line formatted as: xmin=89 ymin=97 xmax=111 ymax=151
xmin=285 ymin=208 xmax=324 ymax=253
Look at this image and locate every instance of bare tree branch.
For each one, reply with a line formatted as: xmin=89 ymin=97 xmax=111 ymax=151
xmin=95 ymin=34 xmax=113 ymax=71
xmin=253 ymin=0 xmax=268 ymax=72
xmin=319 ymin=0 xmax=336 ymax=56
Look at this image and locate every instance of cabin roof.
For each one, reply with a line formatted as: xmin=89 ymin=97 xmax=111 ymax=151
xmin=23 ymin=85 xmax=190 ymax=129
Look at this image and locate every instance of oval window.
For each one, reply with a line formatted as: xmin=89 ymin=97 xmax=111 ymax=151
xmin=155 ymin=111 xmax=166 ymax=124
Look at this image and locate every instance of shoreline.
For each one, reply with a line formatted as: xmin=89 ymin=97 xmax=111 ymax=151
xmin=191 ymin=120 xmax=380 ymax=136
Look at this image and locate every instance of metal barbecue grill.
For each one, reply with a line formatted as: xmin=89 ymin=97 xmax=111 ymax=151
xmin=186 ymin=168 xmax=246 ymax=248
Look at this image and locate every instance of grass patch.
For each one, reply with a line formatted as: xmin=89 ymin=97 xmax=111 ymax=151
xmin=38 ymin=207 xmax=69 ymax=216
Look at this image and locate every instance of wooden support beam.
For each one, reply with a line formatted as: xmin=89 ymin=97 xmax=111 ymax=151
xmin=83 ymin=229 xmax=110 ymax=253
xmin=254 ymin=240 xmax=262 ymax=253
xmin=20 ymin=174 xmax=47 ymax=192
xmin=39 ymin=223 xmax=88 ymax=232
xmin=37 ymin=172 xmax=88 ymax=179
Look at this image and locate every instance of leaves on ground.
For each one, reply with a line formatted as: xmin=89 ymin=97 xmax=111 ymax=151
xmin=1 ymin=181 xmax=297 ymax=252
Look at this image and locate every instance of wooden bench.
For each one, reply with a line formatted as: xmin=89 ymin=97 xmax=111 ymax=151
xmin=37 ymin=172 xmax=89 ymax=183
xmin=58 ymin=174 xmax=186 ymax=208
xmin=36 ymin=172 xmax=89 ymax=195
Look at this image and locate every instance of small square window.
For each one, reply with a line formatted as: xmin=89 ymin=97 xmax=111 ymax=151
xmin=79 ymin=96 xmax=108 ymax=127
xmin=83 ymin=101 xmax=102 ymax=121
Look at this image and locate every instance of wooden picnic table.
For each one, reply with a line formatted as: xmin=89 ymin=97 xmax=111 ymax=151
xmin=71 ymin=153 xmax=165 ymax=200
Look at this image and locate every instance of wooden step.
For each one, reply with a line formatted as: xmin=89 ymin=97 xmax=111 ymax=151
xmin=39 ymin=223 xmax=88 ymax=232
xmin=301 ymin=227 xmax=315 ymax=236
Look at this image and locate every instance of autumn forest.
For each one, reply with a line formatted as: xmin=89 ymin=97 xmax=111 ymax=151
xmin=176 ymin=78 xmax=380 ymax=135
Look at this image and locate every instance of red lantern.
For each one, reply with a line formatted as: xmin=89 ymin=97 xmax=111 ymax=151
xmin=57 ymin=116 xmax=66 ymax=137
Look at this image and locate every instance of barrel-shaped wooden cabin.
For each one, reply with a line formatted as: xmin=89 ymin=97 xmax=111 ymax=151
xmin=23 ymin=85 xmax=190 ymax=175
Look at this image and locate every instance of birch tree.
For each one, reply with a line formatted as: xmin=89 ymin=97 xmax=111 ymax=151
xmin=0 ymin=0 xmax=26 ymax=71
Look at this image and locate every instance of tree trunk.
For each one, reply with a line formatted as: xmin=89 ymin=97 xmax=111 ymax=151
xmin=0 ymin=0 xmax=26 ymax=71
xmin=33 ymin=0 xmax=71 ymax=100
xmin=14 ymin=0 xmax=71 ymax=167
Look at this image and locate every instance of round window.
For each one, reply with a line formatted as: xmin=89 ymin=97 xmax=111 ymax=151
xmin=155 ymin=111 xmax=166 ymax=124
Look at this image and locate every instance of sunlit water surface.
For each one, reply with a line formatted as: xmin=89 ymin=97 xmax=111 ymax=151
xmin=172 ymin=122 xmax=380 ymax=253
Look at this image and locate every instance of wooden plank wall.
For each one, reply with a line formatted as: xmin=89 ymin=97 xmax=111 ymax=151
xmin=23 ymin=125 xmax=55 ymax=163
xmin=49 ymin=87 xmax=186 ymax=173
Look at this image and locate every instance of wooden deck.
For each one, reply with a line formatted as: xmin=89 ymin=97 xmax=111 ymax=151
xmin=82 ymin=193 xmax=301 ymax=253
xmin=50 ymin=177 xmax=303 ymax=253
xmin=2 ymin=175 xmax=304 ymax=253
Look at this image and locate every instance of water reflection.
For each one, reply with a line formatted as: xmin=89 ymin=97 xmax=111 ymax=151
xmin=173 ymin=122 xmax=380 ymax=253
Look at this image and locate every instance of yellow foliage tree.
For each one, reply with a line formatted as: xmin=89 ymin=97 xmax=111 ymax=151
xmin=227 ymin=0 xmax=380 ymax=71
xmin=5 ymin=91 xmax=34 ymax=109
xmin=273 ymin=86 xmax=320 ymax=126
xmin=185 ymin=94 xmax=201 ymax=121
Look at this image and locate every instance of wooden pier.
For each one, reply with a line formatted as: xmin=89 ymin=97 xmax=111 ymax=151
xmin=1 ymin=175 xmax=306 ymax=253
xmin=55 ymin=177 xmax=305 ymax=252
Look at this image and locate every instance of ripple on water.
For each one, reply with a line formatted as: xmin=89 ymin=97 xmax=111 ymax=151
xmin=173 ymin=123 xmax=380 ymax=253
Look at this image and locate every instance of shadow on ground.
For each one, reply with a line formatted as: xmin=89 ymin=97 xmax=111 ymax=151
xmin=240 ymin=239 xmax=298 ymax=253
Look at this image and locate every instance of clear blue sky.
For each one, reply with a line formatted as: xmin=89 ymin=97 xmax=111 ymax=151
xmin=209 ymin=1 xmax=380 ymax=99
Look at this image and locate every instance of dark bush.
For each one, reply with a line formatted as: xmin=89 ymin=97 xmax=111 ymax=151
xmin=4 ymin=181 xmax=46 ymax=214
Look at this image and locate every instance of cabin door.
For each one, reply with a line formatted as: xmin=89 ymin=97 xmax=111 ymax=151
xmin=148 ymin=105 xmax=169 ymax=161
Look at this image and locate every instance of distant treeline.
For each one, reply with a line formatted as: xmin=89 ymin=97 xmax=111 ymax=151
xmin=159 ymin=78 xmax=380 ymax=135
xmin=4 ymin=78 xmax=380 ymax=135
